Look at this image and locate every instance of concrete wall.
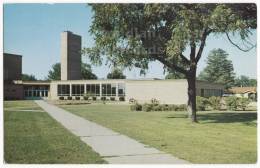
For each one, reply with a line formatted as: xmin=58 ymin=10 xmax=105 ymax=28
xmin=125 ymin=80 xmax=188 ymax=104
xmin=4 ymin=53 xmax=22 ymax=81
xmin=35 ymin=79 xmax=224 ymax=104
xmin=61 ymin=31 xmax=82 ymax=80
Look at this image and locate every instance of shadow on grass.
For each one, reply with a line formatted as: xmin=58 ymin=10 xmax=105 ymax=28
xmin=167 ymin=112 xmax=257 ymax=124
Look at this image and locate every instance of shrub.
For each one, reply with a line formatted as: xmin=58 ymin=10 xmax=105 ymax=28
xmin=67 ymin=96 xmax=72 ymax=100
xmin=225 ymin=96 xmax=239 ymax=110
xmin=151 ymin=98 xmax=159 ymax=105
xmin=142 ymin=103 xmax=153 ymax=112
xmin=196 ymin=96 xmax=209 ymax=111
xmin=161 ymin=104 xmax=169 ymax=111
xmin=129 ymin=98 xmax=137 ymax=104
xmin=101 ymin=97 xmax=106 ymax=101
xmin=110 ymin=97 xmax=115 ymax=101
xmin=75 ymin=97 xmax=80 ymax=100
xmin=153 ymin=105 xmax=162 ymax=111
xmin=239 ymin=97 xmax=250 ymax=111
xmin=178 ymin=104 xmax=187 ymax=111
xmin=59 ymin=96 xmax=64 ymax=100
xmin=130 ymin=103 xmax=142 ymax=111
xmin=119 ymin=96 xmax=125 ymax=101
xmin=92 ymin=96 xmax=97 ymax=101
xmin=169 ymin=104 xmax=178 ymax=111
xmin=208 ymin=96 xmax=221 ymax=110
xmin=83 ymin=96 xmax=89 ymax=100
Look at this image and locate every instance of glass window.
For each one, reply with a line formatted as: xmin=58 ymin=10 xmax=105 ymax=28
xmin=111 ymin=84 xmax=116 ymax=96
xmin=72 ymin=84 xmax=84 ymax=96
xmin=118 ymin=83 xmax=125 ymax=96
xmin=57 ymin=85 xmax=70 ymax=96
xmin=96 ymin=84 xmax=100 ymax=96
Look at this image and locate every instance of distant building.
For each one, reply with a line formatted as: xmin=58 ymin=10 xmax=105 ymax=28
xmin=61 ymin=31 xmax=82 ymax=80
xmin=228 ymin=87 xmax=257 ymax=100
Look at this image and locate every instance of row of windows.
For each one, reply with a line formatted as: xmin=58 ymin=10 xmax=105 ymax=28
xmin=57 ymin=84 xmax=125 ymax=97
xmin=201 ymin=89 xmax=223 ymax=97
xmin=24 ymin=90 xmax=48 ymax=97
xmin=24 ymin=85 xmax=49 ymax=97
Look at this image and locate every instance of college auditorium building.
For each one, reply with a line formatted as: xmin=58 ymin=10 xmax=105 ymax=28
xmin=4 ymin=31 xmax=224 ymax=104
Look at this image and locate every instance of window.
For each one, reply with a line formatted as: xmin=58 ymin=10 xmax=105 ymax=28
xmin=102 ymin=84 xmax=113 ymax=96
xmin=72 ymin=84 xmax=84 ymax=96
xmin=201 ymin=89 xmax=204 ymax=97
xmin=118 ymin=83 xmax=125 ymax=96
xmin=202 ymin=89 xmax=223 ymax=97
xmin=86 ymin=84 xmax=100 ymax=96
xmin=58 ymin=85 xmax=70 ymax=96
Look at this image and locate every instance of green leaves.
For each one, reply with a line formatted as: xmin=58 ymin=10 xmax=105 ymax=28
xmin=84 ymin=3 xmax=256 ymax=75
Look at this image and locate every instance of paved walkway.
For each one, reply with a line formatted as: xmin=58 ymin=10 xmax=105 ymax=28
xmin=35 ymin=100 xmax=189 ymax=164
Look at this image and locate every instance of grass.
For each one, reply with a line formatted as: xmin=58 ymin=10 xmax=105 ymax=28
xmin=60 ymin=103 xmax=257 ymax=164
xmin=4 ymin=101 xmax=106 ymax=164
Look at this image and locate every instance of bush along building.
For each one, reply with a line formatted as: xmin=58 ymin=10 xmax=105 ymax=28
xmin=4 ymin=31 xmax=224 ymax=104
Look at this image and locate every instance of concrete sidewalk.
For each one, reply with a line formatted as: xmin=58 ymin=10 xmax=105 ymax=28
xmin=35 ymin=100 xmax=189 ymax=164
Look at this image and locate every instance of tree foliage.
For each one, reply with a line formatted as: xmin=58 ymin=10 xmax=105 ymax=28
xmin=21 ymin=74 xmax=37 ymax=81
xmin=165 ymin=70 xmax=186 ymax=79
xmin=233 ymin=75 xmax=257 ymax=87
xmin=81 ymin=63 xmax=98 ymax=79
xmin=47 ymin=63 xmax=97 ymax=80
xmin=47 ymin=63 xmax=61 ymax=80
xmin=107 ymin=68 xmax=126 ymax=79
xmin=84 ymin=3 xmax=256 ymax=122
xmin=198 ymin=48 xmax=235 ymax=89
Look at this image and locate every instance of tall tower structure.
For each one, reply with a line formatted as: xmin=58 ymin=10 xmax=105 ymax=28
xmin=61 ymin=31 xmax=82 ymax=80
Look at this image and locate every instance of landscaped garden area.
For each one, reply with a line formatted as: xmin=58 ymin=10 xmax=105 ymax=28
xmin=4 ymin=101 xmax=106 ymax=163
xmin=59 ymin=103 xmax=257 ymax=164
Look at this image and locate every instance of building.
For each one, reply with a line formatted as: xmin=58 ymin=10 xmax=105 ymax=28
xmin=16 ymin=79 xmax=224 ymax=104
xmin=228 ymin=87 xmax=257 ymax=100
xmin=4 ymin=53 xmax=22 ymax=81
xmin=61 ymin=31 xmax=82 ymax=80
xmin=3 ymin=53 xmax=24 ymax=100
xmin=3 ymin=31 xmax=224 ymax=103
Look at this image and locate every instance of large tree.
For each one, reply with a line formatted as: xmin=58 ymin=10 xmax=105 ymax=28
xmin=107 ymin=68 xmax=126 ymax=79
xmin=198 ymin=48 xmax=235 ymax=89
xmin=84 ymin=4 xmax=256 ymax=122
xmin=47 ymin=63 xmax=97 ymax=80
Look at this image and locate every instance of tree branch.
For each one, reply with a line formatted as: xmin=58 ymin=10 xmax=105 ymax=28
xmin=226 ymin=32 xmax=256 ymax=52
xmin=153 ymin=54 xmax=188 ymax=75
xmin=180 ymin=53 xmax=190 ymax=65
xmin=195 ymin=29 xmax=211 ymax=63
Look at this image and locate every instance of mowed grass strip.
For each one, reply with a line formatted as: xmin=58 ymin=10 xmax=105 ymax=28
xmin=4 ymin=101 xmax=106 ymax=164
xmin=60 ymin=104 xmax=257 ymax=164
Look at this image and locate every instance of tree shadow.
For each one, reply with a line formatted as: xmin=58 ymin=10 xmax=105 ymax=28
xmin=166 ymin=112 xmax=257 ymax=124
xmin=197 ymin=112 xmax=257 ymax=124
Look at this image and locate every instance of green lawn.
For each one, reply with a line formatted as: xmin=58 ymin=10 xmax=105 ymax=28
xmin=4 ymin=101 xmax=106 ymax=164
xmin=60 ymin=103 xmax=257 ymax=164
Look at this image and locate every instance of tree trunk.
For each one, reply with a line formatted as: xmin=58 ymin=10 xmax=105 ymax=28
xmin=187 ymin=68 xmax=198 ymax=123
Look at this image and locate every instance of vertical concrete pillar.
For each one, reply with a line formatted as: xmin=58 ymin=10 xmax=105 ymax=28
xmin=70 ymin=84 xmax=72 ymax=96
xmin=116 ymin=83 xmax=118 ymax=98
